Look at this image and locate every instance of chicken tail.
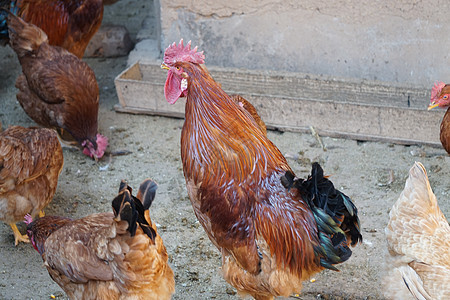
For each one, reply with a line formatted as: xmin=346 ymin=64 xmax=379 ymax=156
xmin=0 ymin=6 xmax=9 ymax=43
xmin=136 ymin=178 xmax=158 ymax=210
xmin=112 ymin=179 xmax=157 ymax=240
xmin=4 ymin=10 xmax=47 ymax=57
xmin=389 ymin=162 xmax=441 ymax=223
xmin=283 ymin=162 xmax=362 ymax=271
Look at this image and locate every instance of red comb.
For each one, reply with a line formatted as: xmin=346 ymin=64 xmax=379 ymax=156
xmin=431 ymin=81 xmax=446 ymax=102
xmin=24 ymin=214 xmax=33 ymax=225
xmin=164 ymin=39 xmax=205 ymax=65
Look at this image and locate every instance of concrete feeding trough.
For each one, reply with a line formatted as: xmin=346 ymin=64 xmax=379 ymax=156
xmin=114 ymin=61 xmax=443 ymax=146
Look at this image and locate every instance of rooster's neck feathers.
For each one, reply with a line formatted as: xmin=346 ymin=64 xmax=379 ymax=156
xmin=181 ymin=63 xmax=289 ymax=186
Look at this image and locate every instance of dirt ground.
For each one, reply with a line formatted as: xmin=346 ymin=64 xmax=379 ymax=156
xmin=0 ymin=2 xmax=449 ymax=300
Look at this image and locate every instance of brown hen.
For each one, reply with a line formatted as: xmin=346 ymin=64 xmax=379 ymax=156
xmin=0 ymin=0 xmax=103 ymax=58
xmin=161 ymin=40 xmax=361 ymax=300
xmin=6 ymin=12 xmax=108 ymax=159
xmin=428 ymin=82 xmax=450 ymax=154
xmin=26 ymin=179 xmax=175 ymax=300
xmin=0 ymin=125 xmax=63 ymax=245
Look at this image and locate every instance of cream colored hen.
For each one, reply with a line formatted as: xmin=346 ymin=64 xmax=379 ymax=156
xmin=385 ymin=162 xmax=450 ymax=300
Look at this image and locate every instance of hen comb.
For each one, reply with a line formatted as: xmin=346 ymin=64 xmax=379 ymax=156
xmin=24 ymin=214 xmax=33 ymax=225
xmin=164 ymin=39 xmax=205 ymax=65
xmin=431 ymin=81 xmax=446 ymax=102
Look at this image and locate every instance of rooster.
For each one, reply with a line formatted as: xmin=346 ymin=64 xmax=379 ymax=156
xmin=25 ymin=179 xmax=175 ymax=300
xmin=0 ymin=0 xmax=103 ymax=58
xmin=385 ymin=162 xmax=450 ymax=299
xmin=161 ymin=40 xmax=362 ymax=299
xmin=428 ymin=81 xmax=450 ymax=154
xmin=5 ymin=12 xmax=108 ymax=159
xmin=0 ymin=125 xmax=63 ymax=245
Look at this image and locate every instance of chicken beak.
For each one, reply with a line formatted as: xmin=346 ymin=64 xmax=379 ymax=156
xmin=161 ymin=63 xmax=169 ymax=70
xmin=428 ymin=102 xmax=439 ymax=110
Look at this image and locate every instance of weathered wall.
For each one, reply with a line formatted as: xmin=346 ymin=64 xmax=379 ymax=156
xmin=159 ymin=1 xmax=449 ymax=86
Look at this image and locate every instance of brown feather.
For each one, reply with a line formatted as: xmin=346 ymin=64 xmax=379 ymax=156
xmin=432 ymin=84 xmax=450 ymax=154
xmin=178 ymin=62 xmax=321 ymax=298
xmin=7 ymin=0 xmax=103 ymax=58
xmin=8 ymin=14 xmax=100 ymax=148
xmin=6 ymin=11 xmax=47 ymax=57
xmin=26 ymin=181 xmax=175 ymax=300
xmin=230 ymin=94 xmax=267 ymax=136
xmin=440 ymin=108 xmax=450 ymax=154
xmin=0 ymin=126 xmax=63 ymax=244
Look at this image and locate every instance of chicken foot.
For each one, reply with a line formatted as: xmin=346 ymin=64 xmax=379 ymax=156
xmin=10 ymin=223 xmax=30 ymax=246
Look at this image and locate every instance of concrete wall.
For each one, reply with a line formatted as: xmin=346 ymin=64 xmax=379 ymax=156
xmin=159 ymin=0 xmax=449 ymax=87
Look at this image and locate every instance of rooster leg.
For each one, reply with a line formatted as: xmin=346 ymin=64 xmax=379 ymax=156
xmin=39 ymin=210 xmax=45 ymax=218
xmin=9 ymin=223 xmax=30 ymax=246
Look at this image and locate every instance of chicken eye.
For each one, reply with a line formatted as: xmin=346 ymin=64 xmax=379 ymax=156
xmin=176 ymin=66 xmax=181 ymax=71
xmin=444 ymin=95 xmax=449 ymax=100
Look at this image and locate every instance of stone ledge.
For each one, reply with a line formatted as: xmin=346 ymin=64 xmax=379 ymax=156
xmin=114 ymin=61 xmax=442 ymax=146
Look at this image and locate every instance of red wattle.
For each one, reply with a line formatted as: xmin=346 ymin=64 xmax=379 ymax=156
xmin=164 ymin=71 xmax=182 ymax=104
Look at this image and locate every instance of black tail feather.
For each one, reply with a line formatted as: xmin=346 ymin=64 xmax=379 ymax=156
xmin=112 ymin=189 xmax=138 ymax=236
xmin=0 ymin=1 xmax=20 ymax=43
xmin=298 ymin=163 xmax=362 ymax=244
xmin=0 ymin=8 xmax=8 ymax=42
xmin=112 ymin=179 xmax=158 ymax=240
xmin=317 ymin=232 xmax=342 ymax=264
xmin=311 ymin=206 xmax=345 ymax=236
xmin=137 ymin=179 xmax=158 ymax=210
xmin=280 ymin=169 xmax=295 ymax=189
xmin=282 ymin=162 xmax=362 ymax=271
xmin=118 ymin=179 xmax=129 ymax=193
